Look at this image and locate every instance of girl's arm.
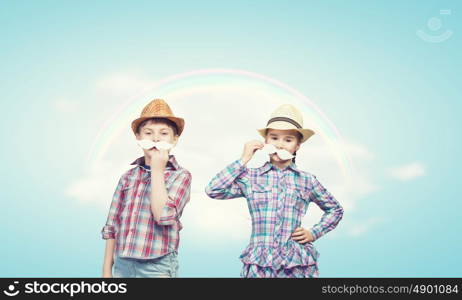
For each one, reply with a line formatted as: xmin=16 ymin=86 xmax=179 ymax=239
xmin=102 ymin=239 xmax=115 ymax=277
xmin=308 ymin=175 xmax=344 ymax=241
xmin=205 ymin=159 xmax=248 ymax=199
xmin=205 ymin=140 xmax=262 ymax=199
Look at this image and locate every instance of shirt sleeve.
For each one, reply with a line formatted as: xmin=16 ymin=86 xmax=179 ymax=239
xmin=101 ymin=175 xmax=126 ymax=239
xmin=205 ymin=159 xmax=248 ymax=199
xmin=157 ymin=170 xmax=192 ymax=226
xmin=308 ymin=175 xmax=344 ymax=241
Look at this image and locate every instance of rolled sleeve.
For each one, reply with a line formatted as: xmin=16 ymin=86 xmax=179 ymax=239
xmin=157 ymin=170 xmax=192 ymax=226
xmin=101 ymin=175 xmax=126 ymax=239
xmin=101 ymin=225 xmax=116 ymax=240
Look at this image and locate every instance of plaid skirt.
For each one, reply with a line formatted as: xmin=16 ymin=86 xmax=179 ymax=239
xmin=241 ymin=263 xmax=319 ymax=278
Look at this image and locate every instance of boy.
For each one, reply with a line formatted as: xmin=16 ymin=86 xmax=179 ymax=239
xmin=101 ymin=99 xmax=191 ymax=278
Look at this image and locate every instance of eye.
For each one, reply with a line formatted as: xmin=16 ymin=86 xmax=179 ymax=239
xmin=145 ymin=132 xmax=151 ymax=135
xmin=271 ymin=137 xmax=277 ymax=140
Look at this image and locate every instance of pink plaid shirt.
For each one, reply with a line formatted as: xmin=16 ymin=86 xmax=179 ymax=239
xmin=101 ymin=155 xmax=191 ymax=259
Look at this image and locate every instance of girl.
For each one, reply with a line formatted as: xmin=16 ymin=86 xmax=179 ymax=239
xmin=205 ymin=104 xmax=344 ymax=278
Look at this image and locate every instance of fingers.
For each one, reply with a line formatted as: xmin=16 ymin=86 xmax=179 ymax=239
xmin=291 ymin=231 xmax=305 ymax=237
xmin=251 ymin=143 xmax=264 ymax=151
xmin=242 ymin=141 xmax=265 ymax=164
xmin=247 ymin=140 xmax=264 ymax=149
xmin=148 ymin=148 xmax=168 ymax=155
xmin=292 ymin=235 xmax=312 ymax=244
xmin=158 ymin=148 xmax=169 ymax=155
xmin=291 ymin=227 xmax=313 ymax=243
xmin=292 ymin=235 xmax=306 ymax=241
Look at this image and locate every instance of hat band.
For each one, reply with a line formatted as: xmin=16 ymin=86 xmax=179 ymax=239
xmin=267 ymin=117 xmax=302 ymax=129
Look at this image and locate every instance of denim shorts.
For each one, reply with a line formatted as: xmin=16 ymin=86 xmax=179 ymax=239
xmin=113 ymin=252 xmax=179 ymax=278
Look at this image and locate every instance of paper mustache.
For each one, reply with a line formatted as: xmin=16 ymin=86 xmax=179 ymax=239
xmin=260 ymin=144 xmax=294 ymax=160
xmin=136 ymin=139 xmax=174 ymax=150
xmin=246 ymin=143 xmax=295 ymax=169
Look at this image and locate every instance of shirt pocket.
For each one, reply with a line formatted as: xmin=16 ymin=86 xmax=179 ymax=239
xmin=120 ymin=179 xmax=148 ymax=213
xmin=251 ymin=183 xmax=273 ymax=208
xmin=285 ymin=187 xmax=308 ymax=213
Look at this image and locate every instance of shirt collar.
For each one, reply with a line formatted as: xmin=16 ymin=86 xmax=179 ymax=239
xmin=130 ymin=155 xmax=179 ymax=171
xmin=257 ymin=161 xmax=300 ymax=176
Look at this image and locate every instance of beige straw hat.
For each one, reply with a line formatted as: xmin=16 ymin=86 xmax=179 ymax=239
xmin=257 ymin=104 xmax=315 ymax=143
xmin=131 ymin=99 xmax=185 ymax=136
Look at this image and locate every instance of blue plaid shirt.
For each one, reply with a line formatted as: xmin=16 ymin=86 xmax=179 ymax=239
xmin=205 ymin=159 xmax=344 ymax=270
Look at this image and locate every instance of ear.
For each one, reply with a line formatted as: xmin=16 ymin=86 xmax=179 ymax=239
xmin=135 ymin=133 xmax=141 ymax=140
xmin=295 ymin=142 xmax=301 ymax=152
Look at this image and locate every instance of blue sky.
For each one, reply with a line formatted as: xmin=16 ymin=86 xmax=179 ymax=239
xmin=1 ymin=0 xmax=461 ymax=277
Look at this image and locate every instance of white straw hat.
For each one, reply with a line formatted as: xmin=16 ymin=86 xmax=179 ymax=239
xmin=257 ymin=104 xmax=315 ymax=143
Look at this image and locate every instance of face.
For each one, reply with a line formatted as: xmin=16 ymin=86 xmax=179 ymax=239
xmin=265 ymin=129 xmax=301 ymax=162
xmin=135 ymin=120 xmax=178 ymax=152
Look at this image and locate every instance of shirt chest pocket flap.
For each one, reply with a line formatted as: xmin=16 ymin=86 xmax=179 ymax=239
xmin=252 ymin=183 xmax=272 ymax=206
xmin=285 ymin=187 xmax=309 ymax=211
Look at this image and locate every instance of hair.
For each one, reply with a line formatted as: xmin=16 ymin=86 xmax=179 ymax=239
xmin=136 ymin=118 xmax=179 ymax=136
xmin=265 ymin=129 xmax=302 ymax=163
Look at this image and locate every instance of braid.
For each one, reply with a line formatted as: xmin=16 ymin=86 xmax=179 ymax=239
xmin=292 ymin=132 xmax=302 ymax=163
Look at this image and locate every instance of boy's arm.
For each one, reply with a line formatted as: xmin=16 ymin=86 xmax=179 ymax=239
xmin=205 ymin=159 xmax=248 ymax=199
xmin=101 ymin=176 xmax=126 ymax=240
xmin=102 ymin=239 xmax=115 ymax=277
xmin=101 ymin=175 xmax=126 ymax=277
xmin=150 ymin=166 xmax=170 ymax=223
xmin=308 ymin=175 xmax=344 ymax=241
xmin=149 ymin=150 xmax=192 ymax=225
xmin=156 ymin=171 xmax=192 ymax=225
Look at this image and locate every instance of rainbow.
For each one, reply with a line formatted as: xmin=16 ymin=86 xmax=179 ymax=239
xmin=86 ymin=69 xmax=354 ymax=180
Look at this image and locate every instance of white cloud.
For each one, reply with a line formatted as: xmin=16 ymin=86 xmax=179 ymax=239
xmin=344 ymin=217 xmax=386 ymax=237
xmin=66 ymin=160 xmax=134 ymax=208
xmin=388 ymin=162 xmax=426 ymax=181
xmin=181 ymin=192 xmax=251 ymax=243
xmin=297 ymin=138 xmax=379 ymax=213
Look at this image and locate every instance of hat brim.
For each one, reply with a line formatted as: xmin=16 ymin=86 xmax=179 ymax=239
xmin=258 ymin=122 xmax=314 ymax=143
xmin=132 ymin=116 xmax=185 ymax=136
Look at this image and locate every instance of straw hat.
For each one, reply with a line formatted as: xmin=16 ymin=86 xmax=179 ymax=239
xmin=131 ymin=99 xmax=185 ymax=136
xmin=258 ymin=104 xmax=314 ymax=143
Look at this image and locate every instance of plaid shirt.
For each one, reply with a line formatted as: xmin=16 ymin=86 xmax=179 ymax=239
xmin=101 ymin=155 xmax=191 ymax=259
xmin=205 ymin=159 xmax=343 ymax=270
